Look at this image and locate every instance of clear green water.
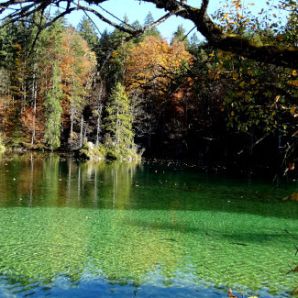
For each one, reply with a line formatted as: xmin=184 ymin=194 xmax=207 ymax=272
xmin=0 ymin=153 xmax=297 ymax=297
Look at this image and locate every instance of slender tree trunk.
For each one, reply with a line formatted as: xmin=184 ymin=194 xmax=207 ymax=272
xmin=22 ymin=81 xmax=26 ymax=113
xmin=115 ymin=105 xmax=120 ymax=146
xmin=69 ymin=107 xmax=74 ymax=144
xmin=83 ymin=123 xmax=88 ymax=143
xmin=31 ymin=65 xmax=37 ymax=145
xmin=21 ymin=64 xmax=26 ymax=112
xmin=96 ymin=105 xmax=102 ymax=145
xmin=80 ymin=115 xmax=84 ymax=147
xmin=96 ymin=81 xmax=103 ymax=145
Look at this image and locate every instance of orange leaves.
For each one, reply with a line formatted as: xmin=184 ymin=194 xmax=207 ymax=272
xmin=55 ymin=28 xmax=97 ymax=123
xmin=125 ymin=36 xmax=192 ymax=92
xmin=21 ymin=106 xmax=44 ymax=133
xmin=232 ymin=0 xmax=242 ymax=11
xmin=288 ymin=80 xmax=298 ymax=87
xmin=60 ymin=28 xmax=96 ymax=95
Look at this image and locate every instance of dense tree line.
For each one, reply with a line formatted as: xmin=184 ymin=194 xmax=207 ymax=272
xmin=0 ymin=2 xmax=297 ymax=175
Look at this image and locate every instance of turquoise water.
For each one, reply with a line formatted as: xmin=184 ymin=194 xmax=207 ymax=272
xmin=0 ymin=153 xmax=297 ymax=297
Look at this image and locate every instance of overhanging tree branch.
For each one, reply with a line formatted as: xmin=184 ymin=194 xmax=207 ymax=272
xmin=140 ymin=0 xmax=298 ymax=68
xmin=0 ymin=0 xmax=297 ymax=68
xmin=77 ymin=4 xmax=141 ymax=35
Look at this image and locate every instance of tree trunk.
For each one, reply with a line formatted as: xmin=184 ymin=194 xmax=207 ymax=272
xmin=80 ymin=115 xmax=84 ymax=147
xmin=96 ymin=105 xmax=102 ymax=145
xmin=69 ymin=107 xmax=74 ymax=145
xmin=96 ymin=80 xmax=103 ymax=145
xmin=31 ymin=66 xmax=37 ymax=146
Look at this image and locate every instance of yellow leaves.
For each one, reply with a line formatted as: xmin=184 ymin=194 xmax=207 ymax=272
xmin=250 ymin=79 xmax=256 ymax=85
xmin=291 ymin=69 xmax=298 ymax=77
xmin=60 ymin=28 xmax=96 ymax=90
xmin=208 ymin=69 xmax=221 ymax=80
xmin=232 ymin=72 xmax=239 ymax=80
xmin=223 ymin=13 xmax=230 ymax=20
xmin=125 ymin=36 xmax=192 ymax=91
xmin=12 ymin=43 xmax=22 ymax=51
xmin=290 ymin=106 xmax=298 ymax=118
xmin=111 ymin=51 xmax=119 ymax=58
xmin=275 ymin=95 xmax=281 ymax=102
xmin=239 ymin=81 xmax=246 ymax=88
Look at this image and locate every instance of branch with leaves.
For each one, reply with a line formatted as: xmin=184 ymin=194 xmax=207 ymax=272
xmin=0 ymin=0 xmax=297 ymax=68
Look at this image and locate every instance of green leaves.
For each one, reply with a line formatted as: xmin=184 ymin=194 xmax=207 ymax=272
xmin=102 ymin=82 xmax=138 ymax=161
xmin=44 ymin=63 xmax=63 ymax=150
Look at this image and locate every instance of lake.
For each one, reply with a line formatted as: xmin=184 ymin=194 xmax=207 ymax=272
xmin=0 ymin=153 xmax=297 ymax=297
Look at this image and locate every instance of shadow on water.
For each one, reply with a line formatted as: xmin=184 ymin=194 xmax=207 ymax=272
xmin=0 ymin=153 xmax=297 ymax=220
xmin=123 ymin=218 xmax=298 ymax=245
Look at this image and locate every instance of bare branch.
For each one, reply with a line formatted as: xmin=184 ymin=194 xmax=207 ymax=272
xmin=82 ymin=10 xmax=102 ymax=36
xmin=140 ymin=0 xmax=298 ymax=68
xmin=143 ymin=12 xmax=172 ymax=31
xmin=0 ymin=0 xmax=297 ymax=68
xmin=77 ymin=4 xmax=141 ymax=35
xmin=97 ymin=3 xmax=134 ymax=29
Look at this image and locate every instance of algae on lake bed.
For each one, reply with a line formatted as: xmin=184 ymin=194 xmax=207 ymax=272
xmin=0 ymin=154 xmax=297 ymax=297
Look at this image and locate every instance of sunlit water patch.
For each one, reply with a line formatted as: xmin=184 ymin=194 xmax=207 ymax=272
xmin=0 ymin=154 xmax=297 ymax=297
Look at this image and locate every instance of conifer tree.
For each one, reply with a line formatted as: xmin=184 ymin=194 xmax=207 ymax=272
xmin=77 ymin=17 xmax=99 ymax=51
xmin=143 ymin=12 xmax=160 ymax=38
xmin=44 ymin=63 xmax=63 ymax=150
xmin=103 ymin=82 xmax=135 ymax=157
xmin=171 ymin=25 xmax=189 ymax=48
xmin=189 ymin=33 xmax=200 ymax=52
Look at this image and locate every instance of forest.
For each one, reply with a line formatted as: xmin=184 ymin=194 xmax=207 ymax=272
xmin=0 ymin=0 xmax=297 ymax=177
xmin=1 ymin=1 xmax=298 ymax=297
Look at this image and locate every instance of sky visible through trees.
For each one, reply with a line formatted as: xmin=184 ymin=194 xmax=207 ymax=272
xmin=66 ymin=0 xmax=283 ymax=41
xmin=0 ymin=0 xmax=296 ymax=171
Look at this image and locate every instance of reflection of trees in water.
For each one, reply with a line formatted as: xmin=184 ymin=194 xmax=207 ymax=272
xmin=0 ymin=153 xmax=46 ymax=207
xmin=70 ymin=160 xmax=138 ymax=209
xmin=0 ymin=154 xmax=184 ymax=286
xmin=0 ymin=153 xmax=140 ymax=208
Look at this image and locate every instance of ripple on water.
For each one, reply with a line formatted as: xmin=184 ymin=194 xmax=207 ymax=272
xmin=0 ymin=207 xmax=296 ymax=297
xmin=0 ymin=155 xmax=297 ymax=297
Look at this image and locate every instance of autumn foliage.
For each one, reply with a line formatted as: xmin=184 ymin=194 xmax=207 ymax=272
xmin=0 ymin=10 xmax=297 ymax=172
xmin=125 ymin=36 xmax=192 ymax=93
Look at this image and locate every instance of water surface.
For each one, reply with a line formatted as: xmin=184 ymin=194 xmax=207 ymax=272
xmin=0 ymin=153 xmax=297 ymax=297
